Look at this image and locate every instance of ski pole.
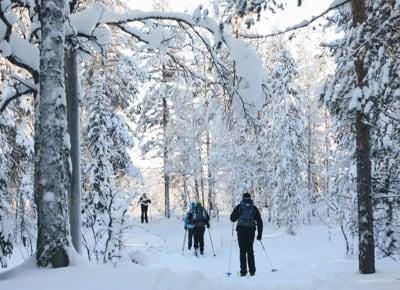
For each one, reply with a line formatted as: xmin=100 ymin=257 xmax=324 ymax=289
xmin=259 ymin=240 xmax=277 ymax=272
xmin=207 ymin=227 xmax=216 ymax=256
xmin=226 ymin=222 xmax=234 ymax=277
xmin=181 ymin=229 xmax=187 ymax=255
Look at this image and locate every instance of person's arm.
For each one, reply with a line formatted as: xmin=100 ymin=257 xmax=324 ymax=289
xmin=230 ymin=205 xmax=240 ymax=222
xmin=184 ymin=213 xmax=188 ymax=229
xmin=255 ymin=207 xmax=263 ymax=240
xmin=205 ymin=210 xmax=210 ymax=228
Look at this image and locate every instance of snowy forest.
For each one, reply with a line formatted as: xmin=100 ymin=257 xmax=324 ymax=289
xmin=0 ymin=0 xmax=399 ymax=289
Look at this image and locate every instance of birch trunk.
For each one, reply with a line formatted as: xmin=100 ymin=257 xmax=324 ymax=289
xmin=35 ymin=0 xmax=71 ymax=267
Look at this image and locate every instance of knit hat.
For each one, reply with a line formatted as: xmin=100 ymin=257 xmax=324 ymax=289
xmin=195 ymin=200 xmax=202 ymax=206
xmin=242 ymin=192 xmax=251 ymax=199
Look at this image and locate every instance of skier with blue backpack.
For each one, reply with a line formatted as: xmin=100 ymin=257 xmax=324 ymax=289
xmin=230 ymin=192 xmax=263 ymax=276
xmin=187 ymin=200 xmax=210 ymax=256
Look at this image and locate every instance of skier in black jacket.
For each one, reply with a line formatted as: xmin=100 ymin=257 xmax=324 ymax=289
xmin=230 ymin=192 xmax=263 ymax=276
xmin=139 ymin=193 xmax=151 ymax=223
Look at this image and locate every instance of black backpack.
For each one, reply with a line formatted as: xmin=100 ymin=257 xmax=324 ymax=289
xmin=237 ymin=200 xmax=256 ymax=227
xmin=191 ymin=207 xmax=208 ymax=227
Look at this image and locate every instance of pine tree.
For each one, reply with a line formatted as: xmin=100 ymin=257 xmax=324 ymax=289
xmin=82 ymin=58 xmax=117 ymax=263
xmin=0 ymin=125 xmax=13 ymax=267
xmin=264 ymin=44 xmax=307 ymax=235
xmin=323 ymin=0 xmax=400 ymax=273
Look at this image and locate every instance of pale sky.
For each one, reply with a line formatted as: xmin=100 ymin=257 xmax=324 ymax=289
xmin=128 ymin=0 xmax=335 ymax=34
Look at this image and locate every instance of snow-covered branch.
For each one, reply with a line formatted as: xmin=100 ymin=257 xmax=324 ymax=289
xmin=0 ymin=81 xmax=36 ymax=113
xmin=239 ymin=0 xmax=351 ymax=39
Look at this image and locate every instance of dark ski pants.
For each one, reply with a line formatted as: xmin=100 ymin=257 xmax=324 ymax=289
xmin=188 ymin=228 xmax=194 ymax=249
xmin=141 ymin=205 xmax=149 ymax=223
xmin=193 ymin=227 xmax=206 ymax=252
xmin=237 ymin=227 xmax=256 ymax=275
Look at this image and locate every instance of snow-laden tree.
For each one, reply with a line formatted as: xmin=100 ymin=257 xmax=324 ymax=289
xmin=294 ymin=31 xmax=335 ymax=222
xmin=81 ymin=54 xmax=138 ymax=264
xmin=371 ymin=109 xmax=400 ymax=258
xmin=365 ymin=0 xmax=400 ymax=258
xmin=327 ymin=122 xmax=358 ymax=255
xmin=261 ymin=42 xmax=307 ymax=235
xmin=0 ymin=118 xmax=13 ymax=268
xmin=82 ymin=58 xmax=118 ymax=263
xmin=0 ymin=57 xmax=35 ymax=266
xmin=0 ymin=0 xmax=282 ymax=267
xmin=322 ymin=0 xmax=400 ymax=273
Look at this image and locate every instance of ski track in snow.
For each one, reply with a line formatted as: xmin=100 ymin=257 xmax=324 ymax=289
xmin=1 ymin=216 xmax=399 ymax=290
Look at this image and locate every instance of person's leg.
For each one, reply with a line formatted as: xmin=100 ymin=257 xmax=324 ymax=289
xmin=188 ymin=228 xmax=193 ymax=250
xmin=237 ymin=229 xmax=247 ymax=276
xmin=144 ymin=206 xmax=149 ymax=223
xmin=247 ymin=229 xmax=256 ymax=275
xmin=141 ymin=206 xmax=145 ymax=223
xmin=193 ymin=227 xmax=200 ymax=256
xmin=199 ymin=227 xmax=205 ymax=254
xmin=193 ymin=227 xmax=200 ymax=250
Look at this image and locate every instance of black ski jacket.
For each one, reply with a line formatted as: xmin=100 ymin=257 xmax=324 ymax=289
xmin=230 ymin=198 xmax=263 ymax=236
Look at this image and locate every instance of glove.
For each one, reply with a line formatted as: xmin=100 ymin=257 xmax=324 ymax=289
xmin=256 ymin=234 xmax=262 ymax=241
xmin=207 ymin=224 xmax=210 ymax=228
xmin=184 ymin=226 xmax=187 ymax=230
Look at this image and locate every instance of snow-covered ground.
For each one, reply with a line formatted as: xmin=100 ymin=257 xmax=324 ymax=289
xmin=1 ymin=216 xmax=399 ymax=290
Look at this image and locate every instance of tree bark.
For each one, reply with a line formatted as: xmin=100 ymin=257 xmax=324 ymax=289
xmin=199 ymin=148 xmax=205 ymax=207
xmin=351 ymin=0 xmax=375 ymax=274
xmin=182 ymin=176 xmax=188 ymax=209
xmin=36 ymin=0 xmax=70 ymax=267
xmin=65 ymin=49 xmax=82 ymax=254
xmin=162 ymin=96 xmax=170 ymax=218
xmin=194 ymin=176 xmax=200 ymax=201
xmin=206 ymin=131 xmax=214 ymax=214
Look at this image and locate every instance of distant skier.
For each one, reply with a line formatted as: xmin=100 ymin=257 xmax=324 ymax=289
xmin=188 ymin=200 xmax=210 ymax=256
xmin=184 ymin=202 xmax=196 ymax=250
xmin=230 ymin=192 xmax=263 ymax=276
xmin=139 ymin=193 xmax=151 ymax=224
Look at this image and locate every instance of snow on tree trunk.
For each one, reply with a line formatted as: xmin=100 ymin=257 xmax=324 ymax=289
xmin=65 ymin=49 xmax=82 ymax=254
xmin=351 ymin=0 xmax=375 ymax=274
xmin=206 ymin=131 xmax=214 ymax=214
xmin=162 ymin=96 xmax=170 ymax=218
xmin=35 ymin=0 xmax=71 ymax=268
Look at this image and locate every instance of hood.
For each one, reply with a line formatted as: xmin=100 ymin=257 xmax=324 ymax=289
xmin=241 ymin=197 xmax=253 ymax=205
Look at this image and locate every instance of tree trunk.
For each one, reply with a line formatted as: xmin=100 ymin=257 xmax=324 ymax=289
xmin=351 ymin=0 xmax=375 ymax=274
xmin=199 ymin=148 xmax=205 ymax=207
xmin=35 ymin=0 xmax=71 ymax=268
xmin=307 ymin=86 xmax=313 ymax=223
xmin=182 ymin=176 xmax=188 ymax=209
xmin=206 ymin=131 xmax=214 ymax=214
xmin=324 ymin=110 xmax=333 ymax=241
xmin=65 ymin=49 xmax=82 ymax=254
xmin=194 ymin=177 xmax=200 ymax=201
xmin=162 ymin=96 xmax=170 ymax=218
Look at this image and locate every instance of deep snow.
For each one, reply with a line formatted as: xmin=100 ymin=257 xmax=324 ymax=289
xmin=1 ymin=216 xmax=399 ymax=290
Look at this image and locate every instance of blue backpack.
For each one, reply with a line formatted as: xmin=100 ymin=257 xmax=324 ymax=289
xmin=238 ymin=200 xmax=256 ymax=227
